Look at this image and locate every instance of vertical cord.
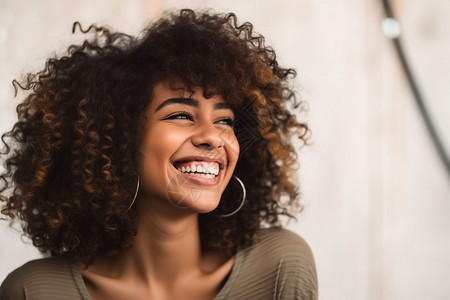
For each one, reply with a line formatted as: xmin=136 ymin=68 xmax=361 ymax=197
xmin=381 ymin=0 xmax=450 ymax=181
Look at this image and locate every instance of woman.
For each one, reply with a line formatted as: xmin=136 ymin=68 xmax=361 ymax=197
xmin=0 ymin=9 xmax=317 ymax=300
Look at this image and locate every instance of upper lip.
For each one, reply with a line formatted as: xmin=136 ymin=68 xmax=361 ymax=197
xmin=172 ymin=155 xmax=226 ymax=170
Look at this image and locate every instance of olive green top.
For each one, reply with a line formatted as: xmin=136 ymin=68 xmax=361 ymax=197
xmin=0 ymin=228 xmax=318 ymax=300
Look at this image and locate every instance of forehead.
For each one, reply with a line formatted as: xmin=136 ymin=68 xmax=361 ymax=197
xmin=150 ymin=80 xmax=229 ymax=110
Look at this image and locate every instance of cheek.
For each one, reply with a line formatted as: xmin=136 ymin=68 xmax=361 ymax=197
xmin=141 ymin=127 xmax=186 ymax=160
xmin=222 ymin=129 xmax=240 ymax=163
xmin=138 ymin=128 xmax=187 ymax=186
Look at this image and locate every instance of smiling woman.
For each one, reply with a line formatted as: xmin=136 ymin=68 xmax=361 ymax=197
xmin=138 ymin=81 xmax=240 ymax=215
xmin=0 ymin=9 xmax=317 ymax=300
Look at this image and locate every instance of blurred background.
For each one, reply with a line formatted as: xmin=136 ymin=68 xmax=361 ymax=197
xmin=1 ymin=0 xmax=449 ymax=299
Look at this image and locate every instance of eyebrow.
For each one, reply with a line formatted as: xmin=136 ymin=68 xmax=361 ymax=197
xmin=155 ymin=97 xmax=233 ymax=112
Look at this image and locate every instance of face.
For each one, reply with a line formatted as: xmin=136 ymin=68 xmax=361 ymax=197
xmin=137 ymin=80 xmax=240 ymax=214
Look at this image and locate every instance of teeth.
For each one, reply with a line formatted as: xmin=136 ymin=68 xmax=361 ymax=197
xmin=197 ymin=173 xmax=215 ymax=178
xmin=175 ymin=162 xmax=220 ymax=176
xmin=177 ymin=172 xmax=216 ymax=178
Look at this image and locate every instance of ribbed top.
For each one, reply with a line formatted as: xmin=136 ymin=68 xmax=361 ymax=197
xmin=0 ymin=228 xmax=317 ymax=300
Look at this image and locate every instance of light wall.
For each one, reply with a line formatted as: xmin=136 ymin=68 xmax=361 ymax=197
xmin=1 ymin=1 xmax=449 ymax=299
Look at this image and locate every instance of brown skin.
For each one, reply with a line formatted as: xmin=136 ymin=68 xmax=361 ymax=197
xmin=81 ymin=81 xmax=239 ymax=299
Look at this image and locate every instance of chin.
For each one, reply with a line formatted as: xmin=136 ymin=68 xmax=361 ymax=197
xmin=166 ymin=190 xmax=221 ymax=213
xmin=194 ymin=200 xmax=221 ymax=214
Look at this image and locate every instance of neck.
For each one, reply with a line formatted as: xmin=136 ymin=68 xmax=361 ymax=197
xmin=81 ymin=195 xmax=235 ymax=299
xmin=121 ymin=195 xmax=204 ymax=284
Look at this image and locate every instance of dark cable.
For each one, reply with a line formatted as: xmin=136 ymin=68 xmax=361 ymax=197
xmin=381 ymin=0 xmax=450 ymax=181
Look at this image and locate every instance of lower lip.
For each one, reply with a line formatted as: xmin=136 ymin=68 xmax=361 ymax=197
xmin=172 ymin=165 xmax=222 ymax=186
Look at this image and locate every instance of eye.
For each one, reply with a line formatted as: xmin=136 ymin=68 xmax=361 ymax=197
xmin=216 ymin=117 xmax=234 ymax=127
xmin=165 ymin=112 xmax=194 ymax=121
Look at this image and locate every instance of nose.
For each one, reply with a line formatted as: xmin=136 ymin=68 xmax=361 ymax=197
xmin=191 ymin=123 xmax=225 ymax=149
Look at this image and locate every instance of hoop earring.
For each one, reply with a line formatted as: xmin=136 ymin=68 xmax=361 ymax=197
xmin=220 ymin=176 xmax=246 ymax=218
xmin=127 ymin=177 xmax=139 ymax=212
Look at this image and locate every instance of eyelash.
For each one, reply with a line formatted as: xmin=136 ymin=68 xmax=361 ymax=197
xmin=166 ymin=112 xmax=234 ymax=127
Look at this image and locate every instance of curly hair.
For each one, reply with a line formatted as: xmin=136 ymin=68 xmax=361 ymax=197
xmin=0 ymin=9 xmax=309 ymax=264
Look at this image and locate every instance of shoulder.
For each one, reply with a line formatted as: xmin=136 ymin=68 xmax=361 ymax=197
xmin=252 ymin=227 xmax=316 ymax=269
xmin=0 ymin=257 xmax=82 ymax=300
xmin=232 ymin=227 xmax=318 ymax=299
xmin=256 ymin=227 xmax=313 ymax=251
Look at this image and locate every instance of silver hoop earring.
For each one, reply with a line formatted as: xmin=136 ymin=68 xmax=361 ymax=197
xmin=220 ymin=176 xmax=246 ymax=218
xmin=127 ymin=177 xmax=139 ymax=212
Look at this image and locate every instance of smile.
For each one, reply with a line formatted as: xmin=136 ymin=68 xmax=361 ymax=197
xmin=171 ymin=155 xmax=226 ymax=185
xmin=174 ymin=161 xmax=220 ymax=178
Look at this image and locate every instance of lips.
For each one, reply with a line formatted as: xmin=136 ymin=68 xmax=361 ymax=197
xmin=171 ymin=156 xmax=226 ymax=184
